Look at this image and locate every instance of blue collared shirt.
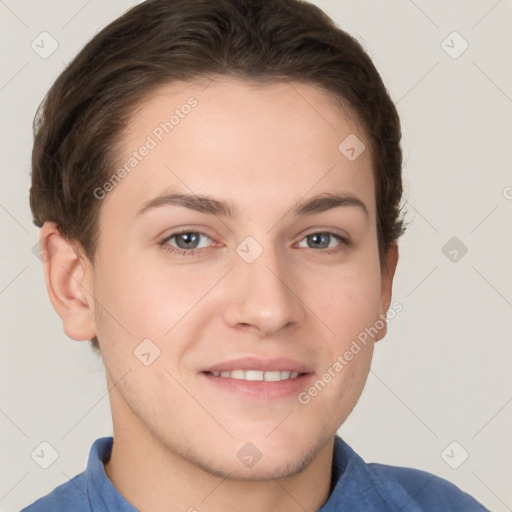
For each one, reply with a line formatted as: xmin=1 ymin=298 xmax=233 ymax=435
xmin=21 ymin=436 xmax=489 ymax=511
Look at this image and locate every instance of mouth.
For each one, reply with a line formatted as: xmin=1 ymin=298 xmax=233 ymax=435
xmin=200 ymin=357 xmax=314 ymax=399
xmin=204 ymin=369 xmax=304 ymax=381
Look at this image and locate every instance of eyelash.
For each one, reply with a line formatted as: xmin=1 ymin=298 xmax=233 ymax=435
xmin=159 ymin=230 xmax=215 ymax=257
xmin=159 ymin=230 xmax=350 ymax=258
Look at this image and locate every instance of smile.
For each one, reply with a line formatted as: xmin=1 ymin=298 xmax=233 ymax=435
xmin=206 ymin=370 xmax=301 ymax=381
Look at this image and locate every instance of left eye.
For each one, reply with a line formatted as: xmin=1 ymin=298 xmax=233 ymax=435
xmin=164 ymin=232 xmax=212 ymax=250
xmin=297 ymin=232 xmax=343 ymax=249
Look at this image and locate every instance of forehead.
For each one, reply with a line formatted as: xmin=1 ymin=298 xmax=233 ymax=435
xmin=105 ymin=78 xmax=375 ymax=220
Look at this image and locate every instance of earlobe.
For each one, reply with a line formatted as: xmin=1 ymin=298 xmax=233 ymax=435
xmin=375 ymin=241 xmax=399 ymax=342
xmin=39 ymin=223 xmax=97 ymax=341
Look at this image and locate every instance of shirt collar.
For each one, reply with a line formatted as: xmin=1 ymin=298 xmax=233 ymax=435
xmin=86 ymin=437 xmax=139 ymax=511
xmin=319 ymin=436 xmax=422 ymax=512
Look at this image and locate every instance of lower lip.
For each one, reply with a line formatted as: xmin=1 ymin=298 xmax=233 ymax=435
xmin=200 ymin=372 xmax=314 ymax=400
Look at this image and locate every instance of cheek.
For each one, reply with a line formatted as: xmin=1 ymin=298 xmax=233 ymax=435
xmin=304 ymin=265 xmax=379 ymax=414
xmin=304 ymin=258 xmax=382 ymax=339
xmin=92 ymin=249 xmax=226 ymax=349
xmin=89 ymin=258 xmax=161 ymax=357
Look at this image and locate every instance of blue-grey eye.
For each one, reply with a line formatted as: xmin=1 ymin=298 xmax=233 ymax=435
xmin=167 ymin=232 xmax=211 ymax=250
xmin=298 ymin=232 xmax=342 ymax=249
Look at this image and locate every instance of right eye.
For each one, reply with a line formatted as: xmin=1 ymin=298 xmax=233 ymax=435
xmin=159 ymin=231 xmax=216 ymax=256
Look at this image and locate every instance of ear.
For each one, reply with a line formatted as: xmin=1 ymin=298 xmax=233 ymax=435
xmin=374 ymin=241 xmax=399 ymax=342
xmin=38 ymin=222 xmax=97 ymax=341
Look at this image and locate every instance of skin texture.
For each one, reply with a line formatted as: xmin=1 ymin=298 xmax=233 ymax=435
xmin=41 ymin=78 xmax=398 ymax=512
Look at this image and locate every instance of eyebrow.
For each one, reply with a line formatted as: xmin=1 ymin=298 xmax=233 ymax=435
xmin=293 ymin=192 xmax=369 ymax=218
xmin=136 ymin=192 xmax=236 ymax=217
xmin=136 ymin=191 xmax=368 ymax=219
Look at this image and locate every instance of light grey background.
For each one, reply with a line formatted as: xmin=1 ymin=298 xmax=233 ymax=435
xmin=1 ymin=1 xmax=511 ymax=510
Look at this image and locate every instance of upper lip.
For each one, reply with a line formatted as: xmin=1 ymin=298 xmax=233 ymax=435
xmin=202 ymin=357 xmax=313 ymax=374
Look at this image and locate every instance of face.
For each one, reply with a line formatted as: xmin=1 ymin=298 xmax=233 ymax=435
xmin=86 ymin=78 xmax=395 ymax=479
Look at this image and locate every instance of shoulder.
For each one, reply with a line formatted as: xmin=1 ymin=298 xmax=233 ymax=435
xmin=20 ymin=472 xmax=89 ymax=512
xmin=332 ymin=437 xmax=489 ymax=511
xmin=19 ymin=437 xmax=115 ymax=512
xmin=368 ymin=462 xmax=489 ymax=511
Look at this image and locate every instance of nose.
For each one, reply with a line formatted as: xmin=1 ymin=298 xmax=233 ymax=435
xmin=222 ymin=246 xmax=306 ymax=336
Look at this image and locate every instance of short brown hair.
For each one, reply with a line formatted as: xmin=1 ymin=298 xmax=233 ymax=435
xmin=30 ymin=0 xmax=405 ymax=350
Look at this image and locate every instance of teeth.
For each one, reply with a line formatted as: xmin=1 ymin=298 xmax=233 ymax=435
xmin=231 ymin=369 xmax=245 ymax=379
xmin=209 ymin=369 xmax=302 ymax=381
xmin=245 ymin=370 xmax=264 ymax=381
xmin=264 ymin=371 xmax=281 ymax=382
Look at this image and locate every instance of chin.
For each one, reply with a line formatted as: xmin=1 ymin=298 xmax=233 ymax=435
xmin=179 ymin=426 xmax=328 ymax=482
xmin=190 ymin=442 xmax=320 ymax=482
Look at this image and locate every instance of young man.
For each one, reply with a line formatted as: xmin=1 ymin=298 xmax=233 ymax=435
xmin=23 ymin=0 xmax=489 ymax=510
